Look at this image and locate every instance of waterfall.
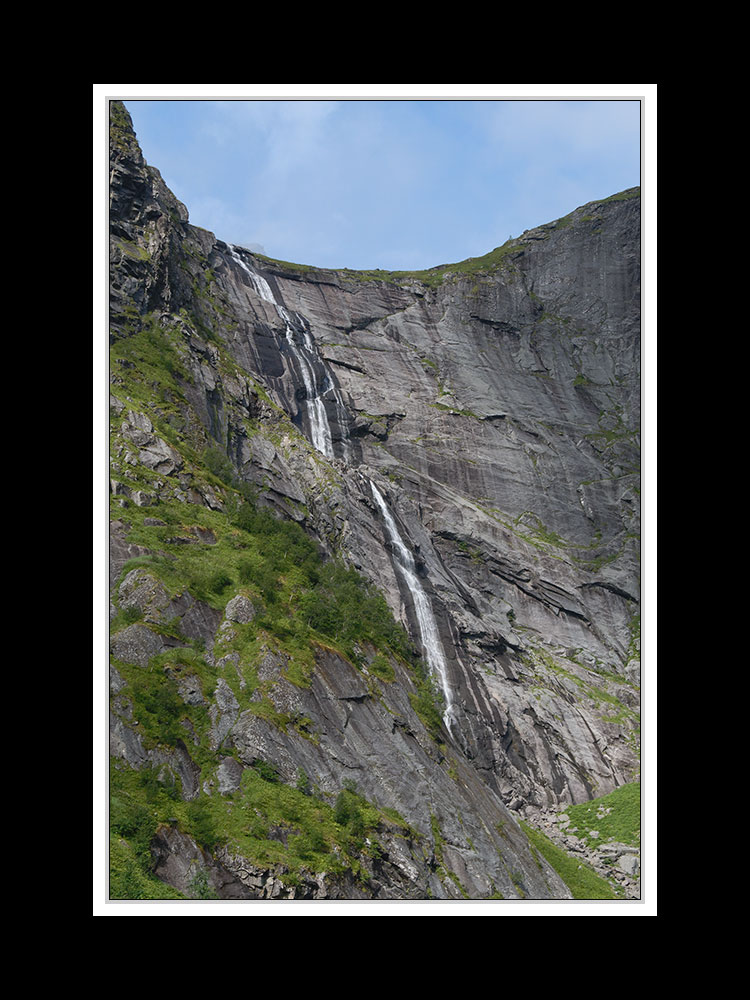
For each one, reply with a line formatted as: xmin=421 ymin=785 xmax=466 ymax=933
xmin=369 ymin=481 xmax=455 ymax=731
xmin=296 ymin=323 xmax=351 ymax=464
xmin=229 ymin=246 xmax=349 ymax=461
xmin=229 ymin=247 xmax=454 ymax=732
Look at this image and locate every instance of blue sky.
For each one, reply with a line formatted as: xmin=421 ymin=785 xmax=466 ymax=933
xmin=119 ymin=89 xmax=643 ymax=272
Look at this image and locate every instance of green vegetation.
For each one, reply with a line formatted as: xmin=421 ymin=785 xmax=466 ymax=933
xmin=109 ymin=317 xmax=192 ymax=462
xmin=109 ymin=378 xmax=442 ymax=897
xmin=523 ymin=645 xmax=639 ymax=733
xmin=513 ymin=511 xmax=568 ymax=552
xmin=246 ymin=238 xmax=523 ymax=291
xmin=368 ymin=652 xmax=395 ymax=683
xmin=429 ymin=401 xmax=481 ymax=419
xmin=409 ymin=661 xmax=446 ymax=743
xmin=112 ymin=491 xmax=426 ymax=693
xmin=337 ymin=238 xmax=525 ymax=289
xmin=109 ymin=467 xmax=445 ymax=897
xmin=110 ymin=756 xmax=413 ymax=898
xmin=594 ymin=187 xmax=640 ymax=205
xmin=560 ymin=782 xmax=640 ymax=848
xmin=112 ymin=425 xmax=424 ymax=666
xmin=429 ymin=813 xmax=469 ymax=897
xmin=112 ymin=236 xmax=151 ymax=263
xmin=110 ymin=832 xmax=186 ymax=900
xmin=516 ymin=782 xmax=640 ymax=900
xmin=520 ymin=822 xmax=618 ymax=900
xmin=297 ymin=560 xmax=415 ymax=663
xmin=110 ymin=769 xmax=185 ymax=899
xmin=109 ymin=100 xmax=140 ymax=155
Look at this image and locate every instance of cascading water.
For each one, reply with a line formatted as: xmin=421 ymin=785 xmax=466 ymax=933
xmin=295 ymin=323 xmax=351 ymax=464
xmin=369 ymin=480 xmax=456 ymax=731
xmin=230 ymin=246 xmax=454 ymax=732
xmin=229 ymin=246 xmax=349 ymax=461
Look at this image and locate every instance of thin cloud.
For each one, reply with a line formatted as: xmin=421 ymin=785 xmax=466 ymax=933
xmin=479 ymin=101 xmax=641 ymax=187
xmin=124 ymin=98 xmax=641 ymax=271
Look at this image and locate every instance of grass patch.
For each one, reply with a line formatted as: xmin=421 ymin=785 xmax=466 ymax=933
xmin=109 ymin=832 xmax=186 ymax=899
xmin=110 ymin=481 xmax=439 ymax=896
xmin=409 ymin=660 xmax=446 ymax=744
xmin=110 ymin=758 xmax=412 ymax=898
xmin=340 ymin=239 xmax=524 ymax=288
xmin=561 ymin=783 xmax=640 ymax=848
xmin=594 ymin=187 xmax=640 ymax=205
xmin=110 ymin=314 xmax=189 ymax=399
xmin=120 ymin=485 xmax=415 ymax=661
xmin=520 ymin=821 xmax=617 ymax=900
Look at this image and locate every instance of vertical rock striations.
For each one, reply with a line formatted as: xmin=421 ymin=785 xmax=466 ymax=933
xmin=108 ymin=100 xmax=641 ymax=901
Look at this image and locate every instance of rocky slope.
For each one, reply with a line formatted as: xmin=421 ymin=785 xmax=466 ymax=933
xmin=108 ymin=100 xmax=641 ymax=901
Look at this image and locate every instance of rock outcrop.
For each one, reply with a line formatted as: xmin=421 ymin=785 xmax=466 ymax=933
xmin=108 ymin=101 xmax=640 ymax=901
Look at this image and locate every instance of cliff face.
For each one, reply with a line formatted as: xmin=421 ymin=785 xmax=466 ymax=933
xmin=108 ymin=101 xmax=641 ymax=901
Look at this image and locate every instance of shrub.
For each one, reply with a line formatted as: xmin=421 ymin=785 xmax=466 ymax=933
xmin=122 ymin=605 xmax=144 ymax=625
xmin=207 ymin=570 xmax=233 ymax=595
xmin=332 ymin=782 xmax=379 ymax=850
xmin=252 ymin=758 xmax=280 ymax=783
xmin=138 ymin=764 xmax=179 ymax=803
xmin=189 ymin=867 xmax=218 ymax=900
xmin=290 ymin=828 xmax=327 ymax=862
xmin=409 ymin=660 xmax=445 ymax=742
xmin=130 ymin=674 xmax=186 ymax=747
xmin=299 ymin=561 xmax=414 ymax=661
xmin=369 ymin=652 xmax=395 ymax=682
xmin=185 ymin=796 xmax=222 ymax=853
xmin=296 ymin=770 xmax=313 ymax=796
xmin=110 ymin=793 xmax=155 ymax=860
xmin=334 ymin=788 xmax=365 ymax=837
xmin=203 ymin=445 xmax=235 ymax=485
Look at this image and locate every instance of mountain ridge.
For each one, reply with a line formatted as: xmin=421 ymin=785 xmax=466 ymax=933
xmin=238 ymin=184 xmax=640 ymax=282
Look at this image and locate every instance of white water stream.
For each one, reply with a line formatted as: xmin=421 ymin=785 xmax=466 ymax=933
xmin=230 ymin=247 xmax=348 ymax=461
xmin=229 ymin=245 xmax=454 ymax=730
xmin=370 ymin=481 xmax=455 ymax=730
